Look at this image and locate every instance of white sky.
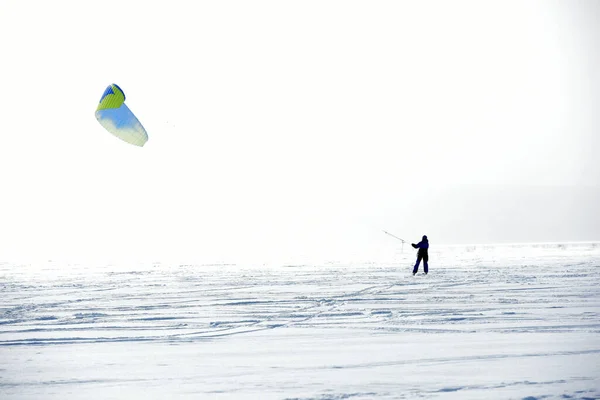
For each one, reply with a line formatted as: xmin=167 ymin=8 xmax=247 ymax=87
xmin=0 ymin=1 xmax=598 ymax=263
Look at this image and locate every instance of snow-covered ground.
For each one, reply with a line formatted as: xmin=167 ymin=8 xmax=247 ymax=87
xmin=1 ymin=243 xmax=599 ymax=399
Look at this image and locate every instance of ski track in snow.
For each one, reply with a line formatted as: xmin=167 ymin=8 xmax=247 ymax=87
xmin=0 ymin=243 xmax=599 ymax=399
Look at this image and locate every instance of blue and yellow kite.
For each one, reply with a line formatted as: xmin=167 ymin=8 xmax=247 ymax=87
xmin=95 ymin=84 xmax=148 ymax=147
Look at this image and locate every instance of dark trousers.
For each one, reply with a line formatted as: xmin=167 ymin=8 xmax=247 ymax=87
xmin=413 ymin=254 xmax=429 ymax=274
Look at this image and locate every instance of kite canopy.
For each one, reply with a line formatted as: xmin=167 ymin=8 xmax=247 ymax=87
xmin=95 ymin=84 xmax=148 ymax=147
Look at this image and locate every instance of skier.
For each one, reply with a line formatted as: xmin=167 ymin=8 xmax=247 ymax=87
xmin=412 ymin=235 xmax=429 ymax=275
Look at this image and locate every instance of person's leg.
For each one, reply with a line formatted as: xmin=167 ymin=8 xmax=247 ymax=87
xmin=424 ymin=254 xmax=429 ymax=274
xmin=413 ymin=255 xmax=422 ymax=275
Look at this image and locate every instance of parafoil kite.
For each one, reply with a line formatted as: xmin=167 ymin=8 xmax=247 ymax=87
xmin=95 ymin=84 xmax=148 ymax=147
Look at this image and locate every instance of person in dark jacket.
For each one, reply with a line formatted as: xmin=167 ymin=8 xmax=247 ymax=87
xmin=412 ymin=235 xmax=429 ymax=275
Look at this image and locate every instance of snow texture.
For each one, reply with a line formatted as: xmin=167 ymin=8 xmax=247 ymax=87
xmin=1 ymin=243 xmax=599 ymax=399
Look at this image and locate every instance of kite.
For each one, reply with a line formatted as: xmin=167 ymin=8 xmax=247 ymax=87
xmin=95 ymin=84 xmax=148 ymax=147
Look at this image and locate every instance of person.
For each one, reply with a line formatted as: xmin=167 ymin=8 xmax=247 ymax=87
xmin=411 ymin=235 xmax=429 ymax=275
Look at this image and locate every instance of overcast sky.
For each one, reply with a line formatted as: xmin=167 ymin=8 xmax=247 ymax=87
xmin=0 ymin=1 xmax=598 ymax=263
